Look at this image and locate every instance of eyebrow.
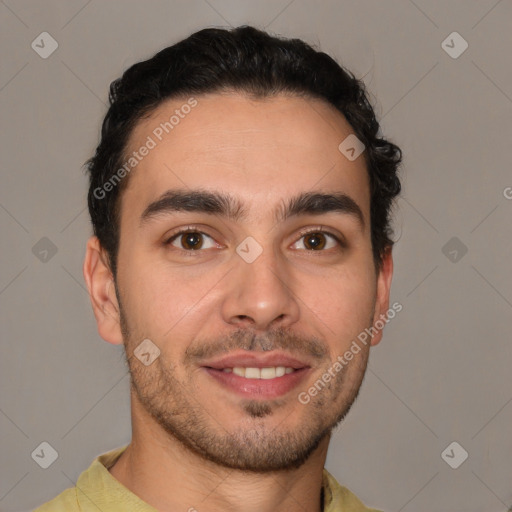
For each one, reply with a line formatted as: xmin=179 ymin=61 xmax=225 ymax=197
xmin=140 ymin=188 xmax=365 ymax=229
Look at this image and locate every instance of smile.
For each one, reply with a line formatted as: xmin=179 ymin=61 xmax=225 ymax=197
xmin=221 ymin=367 xmax=295 ymax=379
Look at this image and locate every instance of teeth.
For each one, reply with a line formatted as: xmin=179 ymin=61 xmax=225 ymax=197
xmin=245 ymin=367 xmax=261 ymax=379
xmin=232 ymin=367 xmax=245 ymax=377
xmin=227 ymin=366 xmax=295 ymax=379
xmin=260 ymin=367 xmax=276 ymax=379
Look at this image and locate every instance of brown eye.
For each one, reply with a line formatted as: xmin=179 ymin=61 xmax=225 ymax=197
xmin=167 ymin=231 xmax=216 ymax=251
xmin=303 ymin=233 xmax=326 ymax=250
xmin=291 ymin=231 xmax=341 ymax=251
xmin=180 ymin=232 xmax=203 ymax=250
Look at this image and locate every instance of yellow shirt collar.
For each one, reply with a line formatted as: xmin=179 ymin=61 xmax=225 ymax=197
xmin=37 ymin=445 xmax=381 ymax=511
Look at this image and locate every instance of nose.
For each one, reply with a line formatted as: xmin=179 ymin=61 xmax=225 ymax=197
xmin=220 ymin=245 xmax=301 ymax=332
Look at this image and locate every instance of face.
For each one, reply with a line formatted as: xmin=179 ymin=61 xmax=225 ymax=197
xmin=85 ymin=91 xmax=393 ymax=471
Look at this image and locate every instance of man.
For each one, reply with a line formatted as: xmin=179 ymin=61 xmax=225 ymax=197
xmin=35 ymin=25 xmax=401 ymax=511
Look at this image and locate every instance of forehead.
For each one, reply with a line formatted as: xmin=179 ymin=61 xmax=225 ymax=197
xmin=120 ymin=92 xmax=370 ymax=224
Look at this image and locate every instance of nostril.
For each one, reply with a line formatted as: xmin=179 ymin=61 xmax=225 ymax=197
xmin=234 ymin=315 xmax=254 ymax=325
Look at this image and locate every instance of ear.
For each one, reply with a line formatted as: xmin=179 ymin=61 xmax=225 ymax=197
xmin=370 ymin=246 xmax=394 ymax=346
xmin=83 ymin=236 xmax=123 ymax=345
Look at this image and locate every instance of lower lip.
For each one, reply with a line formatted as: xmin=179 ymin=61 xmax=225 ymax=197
xmin=203 ymin=367 xmax=310 ymax=399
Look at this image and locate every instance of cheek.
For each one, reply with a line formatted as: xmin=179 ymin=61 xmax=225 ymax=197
xmin=306 ymin=265 xmax=376 ymax=351
xmin=117 ymin=249 xmax=219 ymax=342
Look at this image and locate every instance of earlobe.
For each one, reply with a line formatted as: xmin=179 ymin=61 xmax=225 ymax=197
xmin=370 ymin=247 xmax=394 ymax=347
xmin=83 ymin=236 xmax=124 ymax=345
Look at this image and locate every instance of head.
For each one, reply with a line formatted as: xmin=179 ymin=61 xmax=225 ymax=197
xmin=84 ymin=26 xmax=401 ymax=472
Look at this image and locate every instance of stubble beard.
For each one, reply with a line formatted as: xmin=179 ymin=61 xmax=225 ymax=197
xmin=119 ymin=301 xmax=370 ymax=472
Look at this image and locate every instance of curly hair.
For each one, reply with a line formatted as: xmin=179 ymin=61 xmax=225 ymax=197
xmin=86 ymin=25 xmax=402 ymax=277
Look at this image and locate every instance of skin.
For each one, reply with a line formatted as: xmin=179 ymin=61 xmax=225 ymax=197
xmin=83 ymin=91 xmax=393 ymax=512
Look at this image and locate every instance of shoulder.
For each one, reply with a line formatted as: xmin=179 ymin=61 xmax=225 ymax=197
xmin=32 ymin=487 xmax=79 ymax=511
xmin=32 ymin=445 xmax=129 ymax=511
xmin=323 ymin=469 xmax=383 ymax=512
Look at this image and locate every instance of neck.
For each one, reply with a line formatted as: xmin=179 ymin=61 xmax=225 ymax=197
xmin=109 ymin=393 xmax=330 ymax=512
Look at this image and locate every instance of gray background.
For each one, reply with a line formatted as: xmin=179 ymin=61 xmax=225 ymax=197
xmin=1 ymin=1 xmax=511 ymax=511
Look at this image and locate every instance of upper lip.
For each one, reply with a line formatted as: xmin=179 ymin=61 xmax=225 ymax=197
xmin=201 ymin=351 xmax=312 ymax=370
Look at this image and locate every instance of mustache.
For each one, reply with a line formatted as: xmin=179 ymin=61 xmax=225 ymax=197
xmin=184 ymin=327 xmax=328 ymax=363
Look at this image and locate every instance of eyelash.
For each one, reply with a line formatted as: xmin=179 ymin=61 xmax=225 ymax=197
xmin=163 ymin=226 xmax=345 ymax=253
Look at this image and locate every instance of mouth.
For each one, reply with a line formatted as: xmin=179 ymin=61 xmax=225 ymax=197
xmin=220 ymin=366 xmax=296 ymax=379
xmin=201 ymin=352 xmax=312 ymax=399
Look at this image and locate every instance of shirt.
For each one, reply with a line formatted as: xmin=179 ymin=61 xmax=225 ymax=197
xmin=33 ymin=445 xmax=382 ymax=511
